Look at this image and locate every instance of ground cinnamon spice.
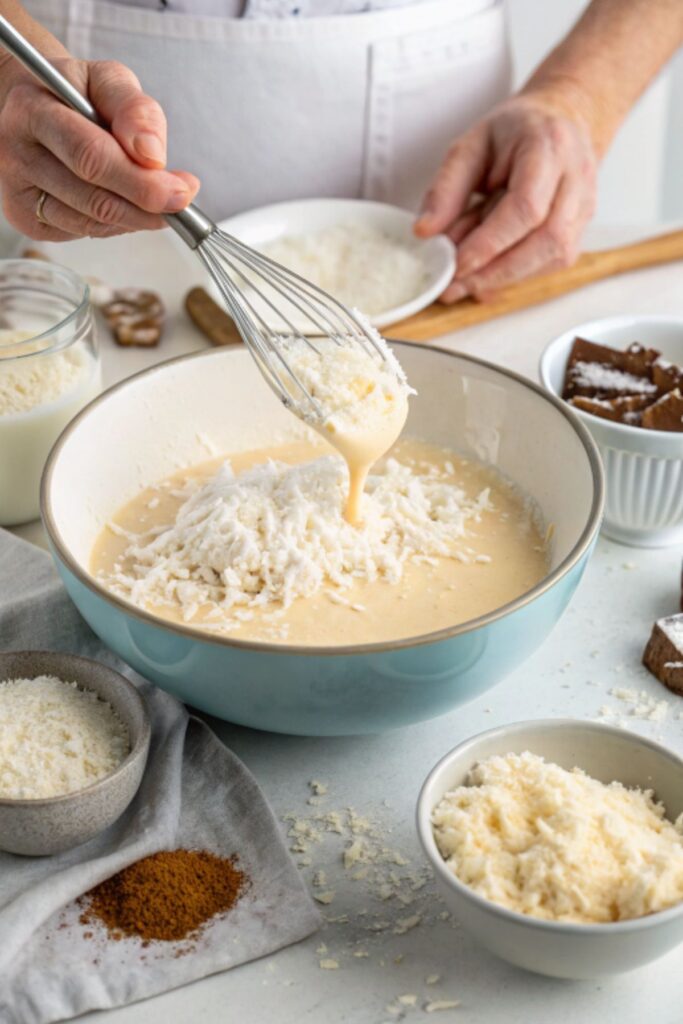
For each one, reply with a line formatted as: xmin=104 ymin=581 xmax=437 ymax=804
xmin=78 ymin=849 xmax=247 ymax=943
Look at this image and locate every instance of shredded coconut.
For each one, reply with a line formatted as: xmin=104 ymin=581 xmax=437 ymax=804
xmin=425 ymin=1000 xmax=461 ymax=1013
xmin=276 ymin=327 xmax=413 ymax=479
xmin=0 ymin=331 xmax=91 ymax=416
xmin=282 ymin=788 xmax=447 ymax=966
xmin=0 ymin=675 xmax=129 ymax=799
xmin=660 ymin=617 xmax=683 ymax=649
xmin=279 ymin=321 xmax=410 ymax=410
xmin=569 ymin=361 xmax=657 ymax=394
xmin=102 ymin=455 xmax=491 ymax=624
xmin=262 ymin=224 xmax=428 ymax=316
xmin=398 ymin=994 xmax=418 ymax=1007
xmin=598 ymin=687 xmax=671 ymax=724
xmin=432 ymin=751 xmax=683 ymax=923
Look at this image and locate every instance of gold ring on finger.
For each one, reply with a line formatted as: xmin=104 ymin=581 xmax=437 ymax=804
xmin=35 ymin=190 xmax=51 ymax=226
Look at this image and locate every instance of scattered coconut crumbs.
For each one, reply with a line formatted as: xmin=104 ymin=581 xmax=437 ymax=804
xmin=597 ymin=686 xmax=671 ymax=726
xmin=282 ymin=781 xmax=454 ymax=998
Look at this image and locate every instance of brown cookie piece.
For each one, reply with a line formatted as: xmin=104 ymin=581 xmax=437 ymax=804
xmin=185 ymin=287 xmax=241 ymax=347
xmin=643 ymin=616 xmax=683 ymax=695
xmin=563 ymin=337 xmax=658 ymax=401
xmin=623 ymin=342 xmax=661 ymax=377
xmin=641 ymin=388 xmax=683 ymax=432
xmin=652 ymin=358 xmax=683 ymax=395
xmin=101 ymin=289 xmax=165 ymax=347
xmin=570 ymin=394 xmax=653 ymax=424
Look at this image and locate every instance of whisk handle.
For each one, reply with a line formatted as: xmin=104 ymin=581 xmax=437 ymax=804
xmin=0 ymin=15 xmax=101 ymax=121
xmin=0 ymin=14 xmax=215 ymax=248
xmin=167 ymin=204 xmax=215 ymax=248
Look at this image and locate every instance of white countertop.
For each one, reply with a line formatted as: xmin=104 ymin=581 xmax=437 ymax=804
xmin=9 ymin=225 xmax=683 ymax=1024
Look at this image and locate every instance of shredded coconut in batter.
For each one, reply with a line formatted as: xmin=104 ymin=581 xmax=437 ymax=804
xmin=101 ymin=454 xmax=491 ymax=624
xmin=278 ymin=324 xmax=414 ymax=523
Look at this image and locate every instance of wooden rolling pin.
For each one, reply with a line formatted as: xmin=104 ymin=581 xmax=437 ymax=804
xmin=185 ymin=228 xmax=683 ymax=346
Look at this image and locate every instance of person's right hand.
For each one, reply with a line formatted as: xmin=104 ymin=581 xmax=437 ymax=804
xmin=0 ymin=57 xmax=200 ymax=241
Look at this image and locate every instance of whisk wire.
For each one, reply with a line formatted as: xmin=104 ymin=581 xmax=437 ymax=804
xmin=0 ymin=17 xmax=399 ymax=423
xmin=213 ymin=233 xmax=351 ymax=343
xmin=215 ymin=232 xmax=387 ymax=354
xmin=198 ymin=245 xmax=324 ymax=419
xmin=202 ymin=230 xmax=393 ymax=414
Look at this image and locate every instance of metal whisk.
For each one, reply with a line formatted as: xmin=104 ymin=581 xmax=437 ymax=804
xmin=0 ymin=16 xmax=391 ymax=422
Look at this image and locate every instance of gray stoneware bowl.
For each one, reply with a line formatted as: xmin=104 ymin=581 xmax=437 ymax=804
xmin=0 ymin=651 xmax=150 ymax=856
xmin=417 ymin=719 xmax=683 ymax=979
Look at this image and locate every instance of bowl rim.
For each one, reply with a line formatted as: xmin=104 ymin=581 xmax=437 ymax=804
xmin=0 ymin=650 xmax=151 ymax=808
xmin=0 ymin=258 xmax=91 ymax=363
xmin=539 ymin=313 xmax=683 ymax=443
xmin=416 ymin=717 xmax=683 ymax=935
xmin=41 ymin=341 xmax=605 ymax=657
xmin=213 ymin=197 xmax=457 ymax=331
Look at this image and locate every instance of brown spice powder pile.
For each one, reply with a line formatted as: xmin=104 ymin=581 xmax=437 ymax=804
xmin=79 ymin=849 xmax=247 ymax=943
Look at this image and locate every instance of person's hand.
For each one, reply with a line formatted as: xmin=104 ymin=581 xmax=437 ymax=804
xmin=414 ymin=91 xmax=598 ymax=302
xmin=0 ymin=57 xmax=200 ymax=241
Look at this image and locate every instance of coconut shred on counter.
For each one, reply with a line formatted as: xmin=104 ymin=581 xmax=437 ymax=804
xmin=431 ymin=752 xmax=683 ymax=924
xmin=91 ymin=436 xmax=548 ymax=647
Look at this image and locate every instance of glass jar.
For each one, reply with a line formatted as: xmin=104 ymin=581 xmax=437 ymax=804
xmin=0 ymin=259 xmax=101 ymax=525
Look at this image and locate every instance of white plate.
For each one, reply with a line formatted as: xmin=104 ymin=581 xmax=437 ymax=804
xmin=176 ymin=198 xmax=455 ymax=333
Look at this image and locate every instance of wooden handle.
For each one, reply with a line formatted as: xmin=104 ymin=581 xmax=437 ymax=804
xmin=389 ymin=228 xmax=683 ymax=342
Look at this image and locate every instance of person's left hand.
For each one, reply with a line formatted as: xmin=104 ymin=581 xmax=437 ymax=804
xmin=414 ymin=90 xmax=598 ymax=302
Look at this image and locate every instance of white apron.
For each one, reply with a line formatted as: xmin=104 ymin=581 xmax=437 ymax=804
xmin=23 ymin=0 xmax=511 ymax=219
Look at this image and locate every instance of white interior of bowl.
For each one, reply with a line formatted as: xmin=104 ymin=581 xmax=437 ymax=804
xmin=173 ymin=198 xmax=455 ymax=331
xmin=47 ymin=344 xmax=598 ymax=582
xmin=420 ymin=721 xmax=683 ymax=825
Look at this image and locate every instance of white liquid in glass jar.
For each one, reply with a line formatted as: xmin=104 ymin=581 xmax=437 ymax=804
xmin=0 ymin=331 xmax=102 ymax=525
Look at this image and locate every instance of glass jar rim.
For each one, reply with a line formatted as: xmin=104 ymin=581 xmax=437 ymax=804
xmin=0 ymin=259 xmax=91 ymax=361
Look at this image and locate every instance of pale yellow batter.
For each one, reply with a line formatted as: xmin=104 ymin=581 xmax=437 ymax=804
xmin=91 ymin=439 xmax=548 ymax=647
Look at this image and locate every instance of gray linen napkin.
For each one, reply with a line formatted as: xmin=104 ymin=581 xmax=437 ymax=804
xmin=0 ymin=528 xmax=320 ymax=1024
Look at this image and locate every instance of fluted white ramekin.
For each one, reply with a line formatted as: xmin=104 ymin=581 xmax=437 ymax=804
xmin=541 ymin=315 xmax=683 ymax=548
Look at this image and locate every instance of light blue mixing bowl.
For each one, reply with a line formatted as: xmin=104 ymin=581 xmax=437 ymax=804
xmin=42 ymin=343 xmax=603 ymax=735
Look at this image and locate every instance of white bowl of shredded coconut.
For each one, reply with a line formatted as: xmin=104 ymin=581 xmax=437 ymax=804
xmin=417 ymin=719 xmax=683 ymax=979
xmin=203 ymin=198 xmax=455 ymax=331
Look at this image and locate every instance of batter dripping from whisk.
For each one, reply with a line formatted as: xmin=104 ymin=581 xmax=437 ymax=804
xmin=279 ymin=324 xmax=414 ymax=525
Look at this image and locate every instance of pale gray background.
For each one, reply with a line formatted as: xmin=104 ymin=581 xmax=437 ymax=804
xmin=508 ymin=0 xmax=682 ymax=225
